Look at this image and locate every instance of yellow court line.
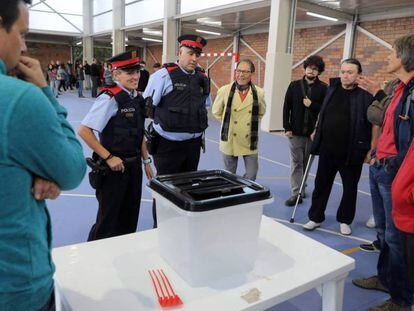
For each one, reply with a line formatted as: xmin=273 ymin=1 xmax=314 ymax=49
xmin=256 ymin=176 xmax=290 ymax=180
xmin=341 ymin=247 xmax=361 ymax=255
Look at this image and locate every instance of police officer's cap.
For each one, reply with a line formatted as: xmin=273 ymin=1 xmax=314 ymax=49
xmin=178 ymin=34 xmax=207 ymax=52
xmin=108 ymin=51 xmax=140 ymax=70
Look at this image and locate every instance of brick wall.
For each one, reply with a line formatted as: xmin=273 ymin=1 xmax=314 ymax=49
xmin=27 ymin=16 xmax=414 ymax=94
xmin=291 ymin=24 xmax=345 ymax=83
xmin=355 ymin=17 xmax=414 ymax=84
xmin=26 ymin=42 xmax=71 ymax=71
xmin=146 ymin=45 xmax=163 ymax=73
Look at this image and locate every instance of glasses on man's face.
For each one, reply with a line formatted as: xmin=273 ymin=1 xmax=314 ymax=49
xmin=235 ymin=69 xmax=251 ymax=75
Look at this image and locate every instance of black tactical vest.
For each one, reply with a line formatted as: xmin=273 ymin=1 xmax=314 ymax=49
xmin=154 ymin=64 xmax=209 ymax=133
xmin=99 ymin=86 xmax=145 ymax=158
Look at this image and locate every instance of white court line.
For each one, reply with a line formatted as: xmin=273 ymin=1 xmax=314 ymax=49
xmin=206 ymin=137 xmax=371 ymax=196
xmin=63 ymin=92 xmax=96 ymax=103
xmin=207 ymin=136 xmax=374 ymax=244
xmin=61 ymin=193 xmax=152 ymax=203
xmin=61 ymin=192 xmax=373 ymax=244
xmin=271 ymin=217 xmax=372 ymax=244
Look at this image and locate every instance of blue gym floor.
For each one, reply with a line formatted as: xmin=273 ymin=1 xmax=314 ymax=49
xmin=49 ymin=90 xmax=387 ymax=311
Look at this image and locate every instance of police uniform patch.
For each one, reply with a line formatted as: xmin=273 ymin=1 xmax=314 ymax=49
xmin=174 ymin=82 xmax=187 ymax=91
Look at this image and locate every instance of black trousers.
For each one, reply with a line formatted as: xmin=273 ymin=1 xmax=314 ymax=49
xmin=402 ymin=232 xmax=414 ymax=290
xmin=151 ymin=135 xmax=202 ymax=227
xmin=308 ymin=152 xmax=363 ymax=224
xmin=91 ymin=76 xmax=100 ymax=98
xmin=88 ymin=161 xmax=142 ymax=241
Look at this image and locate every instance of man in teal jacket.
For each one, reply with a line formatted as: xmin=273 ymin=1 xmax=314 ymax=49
xmin=0 ymin=1 xmax=86 ymax=310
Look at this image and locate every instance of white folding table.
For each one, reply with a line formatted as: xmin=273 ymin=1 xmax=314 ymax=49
xmin=52 ymin=216 xmax=355 ymax=310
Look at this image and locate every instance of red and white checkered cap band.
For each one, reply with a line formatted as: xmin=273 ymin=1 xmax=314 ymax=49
xmin=180 ymin=40 xmax=203 ymax=49
xmin=111 ymin=57 xmax=140 ymax=69
xmin=201 ymin=52 xmax=238 ymax=57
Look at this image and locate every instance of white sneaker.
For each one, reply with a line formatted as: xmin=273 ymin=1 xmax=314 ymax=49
xmin=340 ymin=223 xmax=352 ymax=235
xmin=366 ymin=215 xmax=376 ymax=228
xmin=303 ymin=221 xmax=321 ymax=231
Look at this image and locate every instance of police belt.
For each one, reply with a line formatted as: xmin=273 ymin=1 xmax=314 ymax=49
xmin=113 ymin=128 xmax=139 ymax=135
xmin=87 ymin=155 xmax=139 ymax=171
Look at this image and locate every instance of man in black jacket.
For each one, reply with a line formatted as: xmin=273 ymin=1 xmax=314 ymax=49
xmin=90 ymin=58 xmax=100 ymax=98
xmin=84 ymin=60 xmax=91 ymax=90
xmin=303 ymin=58 xmax=375 ymax=235
xmin=283 ymin=55 xmax=327 ymax=206
xmin=137 ymin=60 xmax=149 ymax=92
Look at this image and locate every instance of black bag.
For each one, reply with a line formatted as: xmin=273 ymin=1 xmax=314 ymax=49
xmin=144 ymin=122 xmax=159 ymax=155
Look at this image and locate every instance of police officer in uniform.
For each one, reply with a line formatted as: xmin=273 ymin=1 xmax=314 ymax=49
xmin=78 ymin=51 xmax=154 ymax=241
xmin=143 ymin=34 xmax=211 ymax=226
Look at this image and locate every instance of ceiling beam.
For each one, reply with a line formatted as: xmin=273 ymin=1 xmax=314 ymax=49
xmin=174 ymin=0 xmax=270 ymax=21
xmin=297 ymin=1 xmax=353 ymax=22
xmin=26 ymin=38 xmax=72 ymax=45
xmin=40 ymin=0 xmax=83 ymax=33
xmin=28 ymin=29 xmax=81 ymax=37
xmin=181 ymin=23 xmax=233 ymax=35
xmin=121 ymin=19 xmax=163 ymax=31
xmin=359 ymin=7 xmax=414 ymax=22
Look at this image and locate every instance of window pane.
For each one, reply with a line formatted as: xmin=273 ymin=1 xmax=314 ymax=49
xmin=29 ymin=10 xmax=82 ymax=33
xmin=125 ymin=0 xmax=163 ymax=26
xmin=44 ymin=0 xmax=83 ymax=15
xmin=181 ymin=0 xmax=242 ymax=14
xmin=94 ymin=0 xmax=112 ymax=15
xmin=29 ymin=2 xmax=54 ymax=13
xmin=93 ymin=11 xmax=113 ymax=33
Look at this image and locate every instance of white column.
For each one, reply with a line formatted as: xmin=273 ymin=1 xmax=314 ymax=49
xmin=231 ymin=34 xmax=240 ymax=82
xmin=112 ymin=0 xmax=125 ymax=56
xmin=82 ymin=0 xmax=93 ymax=63
xmin=143 ymin=45 xmax=147 ymax=63
xmin=343 ymin=19 xmax=357 ymax=59
xmin=163 ymin=0 xmax=179 ymax=63
xmin=262 ymin=0 xmax=297 ymax=132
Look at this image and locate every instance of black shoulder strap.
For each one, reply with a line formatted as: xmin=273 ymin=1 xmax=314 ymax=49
xmin=299 ymin=79 xmax=308 ymax=98
xmin=403 ymin=85 xmax=414 ymax=118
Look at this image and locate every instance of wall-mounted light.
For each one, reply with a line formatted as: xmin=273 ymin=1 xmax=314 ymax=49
xmin=306 ymin=11 xmax=338 ymax=21
xmin=196 ymin=29 xmax=221 ymax=36
xmin=143 ymin=28 xmax=162 ymax=36
xmin=142 ymin=37 xmax=162 ymax=43
xmin=196 ymin=18 xmax=222 ymax=27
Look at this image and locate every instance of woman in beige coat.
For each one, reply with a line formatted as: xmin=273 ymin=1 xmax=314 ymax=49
xmin=212 ymin=59 xmax=266 ymax=180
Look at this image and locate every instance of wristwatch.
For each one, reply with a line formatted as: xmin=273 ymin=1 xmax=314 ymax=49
xmin=142 ymin=158 xmax=152 ymax=165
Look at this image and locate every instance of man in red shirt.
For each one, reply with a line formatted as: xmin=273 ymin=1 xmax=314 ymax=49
xmin=392 ymin=139 xmax=414 ymax=292
xmin=353 ymin=34 xmax=414 ymax=311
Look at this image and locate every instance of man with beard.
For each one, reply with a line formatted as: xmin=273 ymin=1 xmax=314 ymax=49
xmin=283 ymin=55 xmax=327 ymax=206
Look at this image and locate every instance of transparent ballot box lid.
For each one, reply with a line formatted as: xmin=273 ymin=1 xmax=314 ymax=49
xmin=149 ymin=169 xmax=272 ymax=212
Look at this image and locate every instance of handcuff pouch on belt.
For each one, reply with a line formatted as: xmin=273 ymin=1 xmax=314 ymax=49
xmin=144 ymin=122 xmax=159 ymax=155
xmin=86 ymin=153 xmax=109 ymax=190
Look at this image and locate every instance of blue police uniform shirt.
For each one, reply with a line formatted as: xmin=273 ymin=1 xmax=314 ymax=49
xmin=81 ymin=81 xmax=137 ymax=135
xmin=143 ymin=63 xmax=212 ymax=141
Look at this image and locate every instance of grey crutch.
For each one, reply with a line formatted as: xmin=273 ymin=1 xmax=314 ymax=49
xmin=290 ymin=154 xmax=315 ymax=223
